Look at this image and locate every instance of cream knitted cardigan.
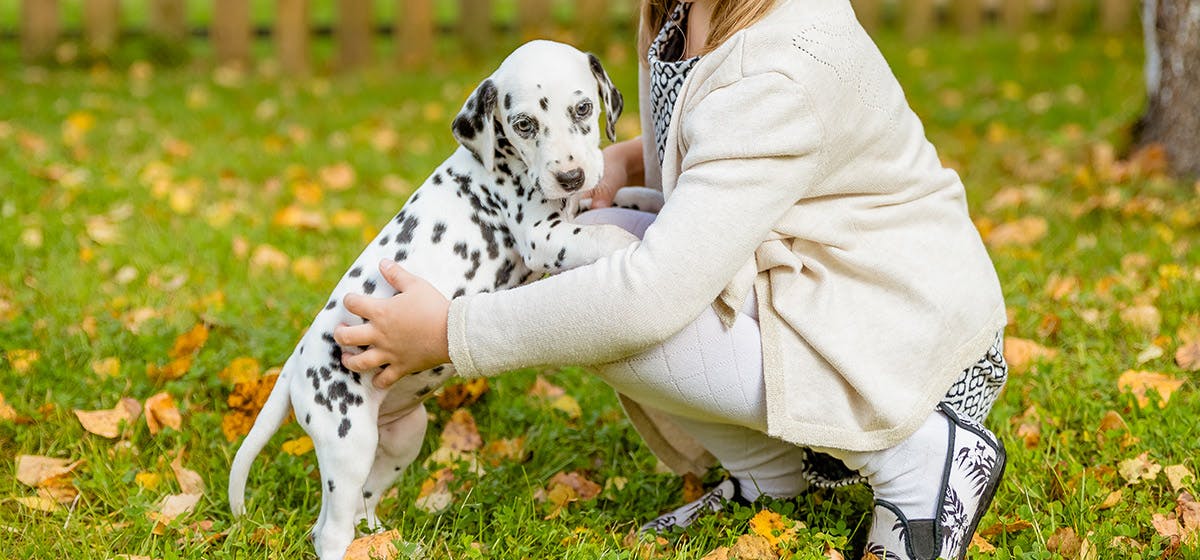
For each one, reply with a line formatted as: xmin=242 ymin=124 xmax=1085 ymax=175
xmin=447 ymin=0 xmax=1006 ymax=465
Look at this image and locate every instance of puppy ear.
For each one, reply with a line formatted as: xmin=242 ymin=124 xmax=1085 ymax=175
xmin=587 ymin=53 xmax=623 ymax=143
xmin=452 ymin=78 xmax=499 ymax=171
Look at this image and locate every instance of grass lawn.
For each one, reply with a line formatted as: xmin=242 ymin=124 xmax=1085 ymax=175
xmin=1 ymin=25 xmax=1198 ymax=559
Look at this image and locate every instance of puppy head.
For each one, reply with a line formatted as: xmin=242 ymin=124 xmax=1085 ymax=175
xmin=452 ymin=40 xmax=623 ymax=199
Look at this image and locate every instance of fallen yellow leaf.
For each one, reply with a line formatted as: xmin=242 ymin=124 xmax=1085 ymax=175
xmin=550 ymin=395 xmax=582 ymax=419
xmin=16 ymin=455 xmax=82 ymax=487
xmin=0 ymin=392 xmax=25 ymax=423
xmin=281 ymin=436 xmax=314 ymax=456
xmin=970 ymin=533 xmax=997 ymax=553
xmin=344 ymin=529 xmax=403 ymax=560
xmin=985 ymin=216 xmax=1048 ymax=248
xmin=222 ymin=373 xmax=281 ymax=442
xmin=1120 ymin=304 xmax=1162 ymax=334
xmin=1003 ymin=338 xmax=1059 ymax=374
xmin=250 ymin=244 xmax=290 ymax=272
xmin=74 ymin=398 xmax=141 ymax=439
xmin=1165 ymin=465 xmax=1195 ymax=493
xmin=171 ymin=449 xmax=205 ymax=495
xmin=1175 ymin=342 xmax=1200 ymax=372
xmin=1117 ymin=369 xmax=1183 ymax=408
xmin=437 ymin=378 xmax=488 ymax=410
xmin=414 ymin=467 xmax=455 ymax=513
xmin=749 ymin=509 xmax=799 ymax=548
xmin=319 ymin=163 xmax=356 ymax=191
xmin=148 ymin=492 xmax=202 ymax=534
xmin=135 ymin=471 xmax=162 ymax=490
xmin=219 ymin=357 xmax=261 ymax=384
xmin=91 ymin=357 xmax=120 ymax=377
xmin=1118 ymin=452 xmax=1161 ymax=484
xmin=1098 ymin=489 xmax=1122 ymax=510
xmin=14 ymin=495 xmax=60 ymax=512
xmin=441 ymin=409 xmax=483 ymax=452
xmin=144 ymin=392 xmax=182 ymax=435
xmin=6 ymin=349 xmax=40 ymax=373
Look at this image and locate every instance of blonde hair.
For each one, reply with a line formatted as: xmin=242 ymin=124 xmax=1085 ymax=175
xmin=638 ymin=0 xmax=779 ymax=63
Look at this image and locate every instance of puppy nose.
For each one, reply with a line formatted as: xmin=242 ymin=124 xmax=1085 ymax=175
xmin=555 ymin=168 xmax=585 ymax=191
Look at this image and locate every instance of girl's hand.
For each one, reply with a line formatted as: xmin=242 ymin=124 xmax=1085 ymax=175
xmin=588 ymin=137 xmax=644 ymax=208
xmin=334 ymin=260 xmax=451 ymax=389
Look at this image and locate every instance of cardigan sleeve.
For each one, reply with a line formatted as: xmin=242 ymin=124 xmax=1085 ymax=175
xmin=447 ymin=72 xmax=825 ymax=378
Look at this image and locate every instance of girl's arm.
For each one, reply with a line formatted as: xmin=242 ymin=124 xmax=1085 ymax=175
xmin=338 ymin=72 xmax=824 ymax=385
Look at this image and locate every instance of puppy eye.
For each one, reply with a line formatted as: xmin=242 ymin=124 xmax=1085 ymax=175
xmin=575 ymin=101 xmax=593 ymax=119
xmin=512 ymin=117 xmax=535 ymax=135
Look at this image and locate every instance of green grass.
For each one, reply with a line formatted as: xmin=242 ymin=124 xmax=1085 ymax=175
xmin=2 ymin=27 xmax=1198 ymax=559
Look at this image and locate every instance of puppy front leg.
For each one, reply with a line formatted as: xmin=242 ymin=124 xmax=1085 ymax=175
xmin=520 ymin=219 xmax=639 ymax=273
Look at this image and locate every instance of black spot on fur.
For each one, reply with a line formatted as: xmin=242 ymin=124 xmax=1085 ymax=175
xmin=465 ymin=249 xmax=482 ymax=280
xmin=304 ymin=413 xmax=311 ymax=424
xmin=326 ymin=299 xmax=336 ymax=310
xmin=453 ymin=242 xmax=468 ymax=259
xmin=573 ymin=227 xmax=581 ymax=235
xmin=431 ymin=222 xmax=447 ymax=243
xmin=328 ymin=480 xmax=335 ymax=492
xmin=432 ymin=365 xmax=446 ymax=374
xmin=416 ymin=385 xmax=436 ymax=397
xmin=503 ymin=93 xmax=512 ymax=110
xmin=396 ymin=214 xmax=419 ymax=245
xmin=362 ymin=279 xmax=376 ymax=294
xmin=432 ymin=174 xmax=443 ymax=185
xmin=378 ymin=234 xmax=390 ymax=246
xmin=539 ymin=97 xmax=549 ymax=111
xmin=394 ymin=249 xmax=408 ymax=262
xmin=363 ymin=490 xmax=373 ymax=499
xmin=338 ymin=418 xmax=351 ymax=438
xmin=453 ymin=287 xmax=466 ymax=298
xmin=349 ymin=266 xmax=363 ymax=278
xmin=493 ymin=259 xmax=517 ymax=289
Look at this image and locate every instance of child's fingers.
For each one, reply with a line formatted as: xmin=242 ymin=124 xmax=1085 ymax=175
xmin=378 ymin=259 xmax=421 ymax=291
xmin=342 ymin=292 xmax=384 ymax=319
xmin=342 ymin=348 xmax=389 ymax=373
xmin=332 ymin=323 xmax=375 ymax=347
xmin=373 ymin=364 xmax=408 ymax=389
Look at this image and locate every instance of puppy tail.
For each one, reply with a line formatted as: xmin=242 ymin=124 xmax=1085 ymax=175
xmin=228 ymin=357 xmax=294 ymax=516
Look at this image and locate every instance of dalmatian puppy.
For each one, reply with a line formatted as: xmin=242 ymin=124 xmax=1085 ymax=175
xmin=228 ymin=40 xmax=662 ymax=560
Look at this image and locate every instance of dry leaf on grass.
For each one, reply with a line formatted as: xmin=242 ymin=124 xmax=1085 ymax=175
xmin=344 ymin=529 xmax=403 ymax=560
xmin=222 ymin=373 xmax=281 ymax=442
xmin=0 ymin=393 xmax=28 ymax=423
xmin=985 ymin=216 xmax=1048 ymax=248
xmin=980 ymin=518 xmax=1034 ymax=538
xmin=527 ymin=375 xmax=565 ymax=398
xmin=1165 ymin=465 xmax=1195 ymax=492
xmin=748 ymin=509 xmax=799 ymax=548
xmin=148 ymin=492 xmax=202 ymax=534
xmin=480 ymin=437 xmax=528 ymax=466
xmin=16 ymin=455 xmax=82 ymax=490
xmin=219 ymin=357 xmax=261 ymax=384
xmin=1117 ymin=369 xmax=1183 ymax=409
xmin=538 ymin=471 xmax=601 ymax=519
xmin=144 ymin=392 xmax=182 ymax=435
xmin=437 ymin=378 xmax=489 ymax=410
xmin=1118 ymin=452 xmax=1161 ymax=484
xmin=970 ymin=533 xmax=997 ymax=553
xmin=1003 ymin=338 xmax=1059 ymax=374
xmin=1098 ymin=489 xmax=1122 ymax=510
xmin=147 ymin=323 xmax=209 ymax=381
xmin=441 ymin=409 xmax=482 ymax=452
xmin=701 ymin=534 xmax=779 ymax=560
xmin=1011 ymin=405 xmax=1041 ymax=448
xmin=91 ymin=357 xmax=120 ymax=377
xmin=171 ymin=449 xmax=205 ymax=495
xmin=1046 ymin=527 xmax=1081 ymax=557
xmin=281 ymin=436 xmax=314 ymax=456
xmin=6 ymin=349 xmax=40 ymax=373
xmin=1120 ymin=305 xmax=1162 ymax=334
xmin=319 ymin=163 xmax=356 ymax=191
xmin=74 ymin=397 xmax=141 ymax=438
xmin=414 ymin=467 xmax=455 ymax=513
xmin=550 ymin=395 xmax=582 ymax=419
xmin=1176 ymin=341 xmax=1200 ymax=371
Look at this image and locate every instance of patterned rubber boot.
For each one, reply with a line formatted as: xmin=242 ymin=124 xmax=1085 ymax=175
xmin=639 ymin=478 xmax=748 ymax=534
xmin=860 ymin=404 xmax=1006 ymax=560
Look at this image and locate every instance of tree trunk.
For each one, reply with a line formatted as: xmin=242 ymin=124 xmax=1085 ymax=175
xmin=1136 ymin=0 xmax=1200 ymax=177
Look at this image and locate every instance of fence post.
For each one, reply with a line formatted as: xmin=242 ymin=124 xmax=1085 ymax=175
xmin=952 ymin=0 xmax=982 ymax=34
xmin=20 ymin=0 xmax=59 ymax=62
xmin=397 ymin=0 xmax=434 ymax=68
xmin=1054 ymin=0 xmax=1082 ymax=31
xmin=84 ymin=0 xmax=121 ymax=56
xmin=518 ymin=0 xmax=553 ymax=40
xmin=460 ymin=0 xmax=492 ymax=57
xmin=277 ymin=0 xmax=309 ymax=74
xmin=905 ymin=0 xmax=935 ymax=39
xmin=578 ymin=0 xmax=607 ymax=50
xmin=337 ymin=0 xmax=372 ymax=70
xmin=1100 ymin=0 xmax=1131 ymax=33
xmin=213 ymin=0 xmax=252 ymax=67
xmin=851 ymin=0 xmax=881 ymax=33
xmin=1001 ymin=0 xmax=1028 ymax=32
xmin=150 ymin=0 xmax=188 ymax=42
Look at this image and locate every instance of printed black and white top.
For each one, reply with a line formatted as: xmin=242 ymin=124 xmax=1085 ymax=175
xmin=648 ymin=1 xmax=701 ymax=166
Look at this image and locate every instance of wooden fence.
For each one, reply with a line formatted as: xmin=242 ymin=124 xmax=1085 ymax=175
xmin=16 ymin=0 xmax=1140 ymax=71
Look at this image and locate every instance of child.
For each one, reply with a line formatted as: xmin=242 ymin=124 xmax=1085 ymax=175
xmin=334 ymin=1 xmax=1008 ymax=558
